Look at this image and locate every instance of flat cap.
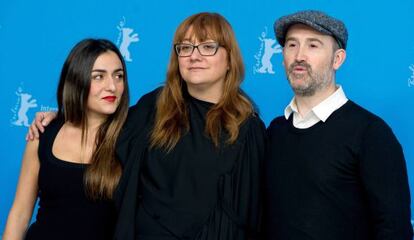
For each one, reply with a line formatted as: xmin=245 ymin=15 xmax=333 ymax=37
xmin=274 ymin=10 xmax=348 ymax=49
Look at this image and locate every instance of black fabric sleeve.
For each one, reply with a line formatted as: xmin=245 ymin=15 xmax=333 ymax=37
xmin=239 ymin=116 xmax=266 ymax=239
xmin=113 ymin=87 xmax=161 ymax=240
xmin=116 ymin=87 xmax=161 ymax=166
xmin=359 ymin=118 xmax=413 ymax=240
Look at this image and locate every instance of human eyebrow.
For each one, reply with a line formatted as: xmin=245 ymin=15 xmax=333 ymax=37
xmin=307 ymin=38 xmax=324 ymax=45
xmin=284 ymin=37 xmax=298 ymax=43
xmin=91 ymin=69 xmax=107 ymax=73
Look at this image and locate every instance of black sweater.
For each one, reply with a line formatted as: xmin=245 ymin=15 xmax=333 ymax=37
xmin=264 ymin=100 xmax=412 ymax=240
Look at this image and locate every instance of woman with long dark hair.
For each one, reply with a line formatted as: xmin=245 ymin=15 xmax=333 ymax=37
xmin=4 ymin=39 xmax=129 ymax=240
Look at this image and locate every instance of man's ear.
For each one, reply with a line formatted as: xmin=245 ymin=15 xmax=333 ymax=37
xmin=333 ymin=49 xmax=346 ymax=70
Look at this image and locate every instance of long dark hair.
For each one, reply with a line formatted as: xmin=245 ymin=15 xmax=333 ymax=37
xmin=57 ymin=39 xmax=129 ymax=199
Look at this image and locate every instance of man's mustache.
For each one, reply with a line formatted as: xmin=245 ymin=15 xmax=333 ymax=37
xmin=288 ymin=62 xmax=312 ymax=74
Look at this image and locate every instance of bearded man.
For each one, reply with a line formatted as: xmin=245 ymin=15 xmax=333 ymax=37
xmin=264 ymin=10 xmax=413 ymax=240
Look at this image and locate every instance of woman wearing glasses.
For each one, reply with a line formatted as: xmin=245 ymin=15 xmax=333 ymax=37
xmin=114 ymin=12 xmax=265 ymax=240
xmin=27 ymin=12 xmax=265 ymax=240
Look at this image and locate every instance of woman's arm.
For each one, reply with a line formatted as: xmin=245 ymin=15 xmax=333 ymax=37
xmin=3 ymin=140 xmax=40 ymax=240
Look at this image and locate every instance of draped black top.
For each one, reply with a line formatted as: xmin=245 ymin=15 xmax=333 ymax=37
xmin=114 ymin=87 xmax=265 ymax=240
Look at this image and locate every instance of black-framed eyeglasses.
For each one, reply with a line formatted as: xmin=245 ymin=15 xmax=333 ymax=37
xmin=174 ymin=42 xmax=221 ymax=57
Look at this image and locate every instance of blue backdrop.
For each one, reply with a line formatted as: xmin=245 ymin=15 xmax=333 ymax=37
xmin=1 ymin=0 xmax=413 ymax=235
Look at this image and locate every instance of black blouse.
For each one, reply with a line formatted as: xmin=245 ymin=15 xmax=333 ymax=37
xmin=114 ymin=87 xmax=265 ymax=240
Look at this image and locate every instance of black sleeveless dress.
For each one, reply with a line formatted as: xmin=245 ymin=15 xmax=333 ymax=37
xmin=25 ymin=118 xmax=116 ymax=240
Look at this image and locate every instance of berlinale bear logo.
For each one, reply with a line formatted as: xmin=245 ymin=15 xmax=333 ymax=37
xmin=117 ymin=17 xmax=139 ymax=62
xmin=11 ymin=87 xmax=37 ymax=127
xmin=253 ymin=27 xmax=282 ymax=75
xmin=408 ymin=64 xmax=414 ymax=87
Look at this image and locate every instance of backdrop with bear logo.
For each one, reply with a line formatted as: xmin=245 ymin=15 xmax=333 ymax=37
xmin=1 ymin=0 xmax=413 ymax=235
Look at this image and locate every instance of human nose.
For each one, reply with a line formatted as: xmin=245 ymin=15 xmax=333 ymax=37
xmin=294 ymin=46 xmax=307 ymax=62
xmin=105 ymin=76 xmax=117 ymax=91
xmin=189 ymin=46 xmax=202 ymax=60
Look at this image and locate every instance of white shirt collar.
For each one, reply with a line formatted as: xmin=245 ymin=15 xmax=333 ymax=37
xmin=284 ymin=85 xmax=348 ymax=128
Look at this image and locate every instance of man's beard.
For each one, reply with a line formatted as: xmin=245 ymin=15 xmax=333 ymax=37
xmin=287 ymin=61 xmax=333 ymax=97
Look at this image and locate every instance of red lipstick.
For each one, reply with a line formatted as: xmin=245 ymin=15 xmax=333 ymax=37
xmin=102 ymin=96 xmax=117 ymax=102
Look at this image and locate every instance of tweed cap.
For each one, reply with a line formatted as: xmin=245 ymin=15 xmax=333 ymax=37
xmin=274 ymin=10 xmax=348 ymax=49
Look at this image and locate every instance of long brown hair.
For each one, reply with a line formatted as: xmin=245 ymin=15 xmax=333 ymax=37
xmin=150 ymin=12 xmax=253 ymax=150
xmin=57 ymin=39 xmax=129 ymax=199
